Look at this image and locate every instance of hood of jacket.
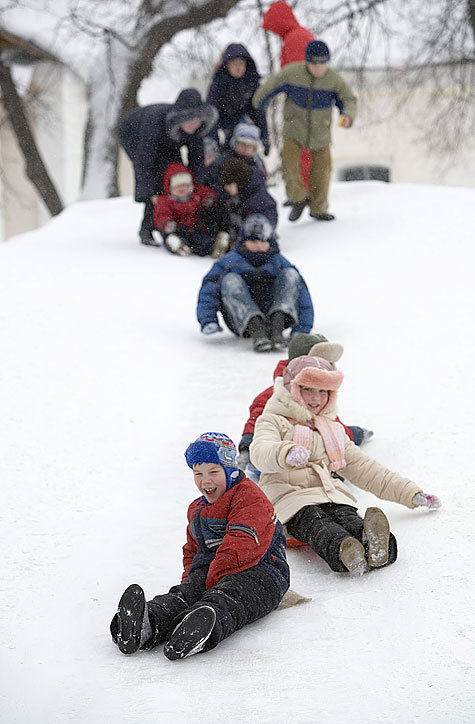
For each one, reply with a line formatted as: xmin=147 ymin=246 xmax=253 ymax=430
xmin=162 ymin=162 xmax=196 ymax=195
xmin=166 ymin=88 xmax=218 ymax=142
xmin=262 ymin=1 xmax=300 ymax=37
xmin=220 ymin=43 xmax=258 ymax=76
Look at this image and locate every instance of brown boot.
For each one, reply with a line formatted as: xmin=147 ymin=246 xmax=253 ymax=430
xmin=363 ymin=507 xmax=390 ymax=567
xmin=339 ymin=537 xmax=367 ymax=575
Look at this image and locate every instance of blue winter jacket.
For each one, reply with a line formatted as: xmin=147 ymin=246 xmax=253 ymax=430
xmin=206 ymin=44 xmax=268 ymax=144
xmin=119 ymin=89 xmax=218 ymax=201
xmin=196 ymin=246 xmax=314 ymax=335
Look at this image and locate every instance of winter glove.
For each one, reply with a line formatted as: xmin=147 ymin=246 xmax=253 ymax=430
xmin=163 ymin=220 xmax=177 ymax=234
xmin=201 ymin=322 xmax=222 ymax=335
xmin=237 ymin=449 xmax=250 ymax=470
xmin=286 ymin=445 xmax=311 ymax=467
xmin=262 ymin=139 xmax=270 ymax=156
xmin=202 ymin=195 xmax=216 ymax=210
xmin=412 ymin=493 xmax=442 ymax=510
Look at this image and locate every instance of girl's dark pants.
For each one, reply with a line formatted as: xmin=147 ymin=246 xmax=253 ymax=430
xmin=286 ymin=503 xmax=398 ymax=572
xmin=144 ymin=565 xmax=280 ymax=652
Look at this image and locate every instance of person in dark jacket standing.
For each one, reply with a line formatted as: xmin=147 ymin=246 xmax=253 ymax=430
xmin=197 ymin=214 xmax=314 ymax=352
xmin=110 ymin=432 xmax=289 ymax=660
xmin=206 ymin=43 xmax=269 ymax=152
xmin=119 ymin=88 xmax=218 ymax=245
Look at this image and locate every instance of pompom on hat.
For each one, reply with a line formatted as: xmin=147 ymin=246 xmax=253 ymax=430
xmin=305 ymin=40 xmax=330 ymax=64
xmin=219 ymin=157 xmax=251 ymax=188
xmin=283 ymin=355 xmax=343 ymax=415
xmin=185 ymin=432 xmax=240 ymax=490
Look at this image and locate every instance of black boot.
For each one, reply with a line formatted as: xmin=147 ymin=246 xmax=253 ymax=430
xmin=269 ymin=311 xmax=288 ymax=351
xmin=288 ymin=199 xmax=308 ymax=222
xmin=163 ymin=605 xmax=216 ymax=660
xmin=110 ymin=584 xmax=152 ymax=654
xmin=309 ymin=212 xmax=335 ymax=221
xmin=247 ymin=316 xmax=272 ymax=353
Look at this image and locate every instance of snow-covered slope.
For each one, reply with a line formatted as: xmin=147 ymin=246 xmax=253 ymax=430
xmin=1 ymin=182 xmax=474 ymax=723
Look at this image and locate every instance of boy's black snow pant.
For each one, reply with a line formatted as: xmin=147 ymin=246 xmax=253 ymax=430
xmin=286 ymin=503 xmax=398 ymax=572
xmin=144 ymin=564 xmax=280 ymax=652
xmin=139 ymin=199 xmax=156 ymax=242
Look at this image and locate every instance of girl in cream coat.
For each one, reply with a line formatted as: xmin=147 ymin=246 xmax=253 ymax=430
xmin=249 ymin=355 xmax=441 ymax=574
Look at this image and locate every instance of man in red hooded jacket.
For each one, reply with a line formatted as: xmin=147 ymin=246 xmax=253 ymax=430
xmin=262 ymin=1 xmax=314 ymax=192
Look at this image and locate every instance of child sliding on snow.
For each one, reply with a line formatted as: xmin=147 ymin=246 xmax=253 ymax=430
xmin=250 ymin=356 xmax=441 ymax=574
xmin=110 ymin=432 xmax=289 ymax=660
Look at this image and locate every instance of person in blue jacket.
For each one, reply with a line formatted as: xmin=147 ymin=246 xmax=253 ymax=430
xmin=196 ymin=214 xmax=314 ymax=352
xmin=206 ymin=44 xmax=269 ymax=152
xmin=119 ymin=89 xmax=218 ymax=245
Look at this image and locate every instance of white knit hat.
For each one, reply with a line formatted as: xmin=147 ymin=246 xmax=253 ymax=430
xmin=170 ymin=172 xmax=193 ymax=190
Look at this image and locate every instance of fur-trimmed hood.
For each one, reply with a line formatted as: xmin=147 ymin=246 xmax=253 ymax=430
xmin=166 ymin=88 xmax=218 ymax=142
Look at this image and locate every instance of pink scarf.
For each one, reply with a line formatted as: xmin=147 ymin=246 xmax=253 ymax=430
xmin=293 ymin=417 xmax=346 ymax=472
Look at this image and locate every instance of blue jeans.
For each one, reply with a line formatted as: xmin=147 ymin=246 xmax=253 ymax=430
xmin=220 ymin=268 xmax=302 ymax=337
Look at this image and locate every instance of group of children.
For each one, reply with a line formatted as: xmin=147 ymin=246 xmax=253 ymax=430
xmin=111 ymin=4 xmax=442 ymax=663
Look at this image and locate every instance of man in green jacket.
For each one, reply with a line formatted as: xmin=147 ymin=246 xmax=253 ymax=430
xmin=253 ymin=40 xmax=357 ymax=222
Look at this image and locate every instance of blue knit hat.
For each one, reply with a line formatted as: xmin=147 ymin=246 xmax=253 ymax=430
xmin=305 ymin=40 xmax=330 ymax=63
xmin=185 ymin=432 xmax=240 ymax=490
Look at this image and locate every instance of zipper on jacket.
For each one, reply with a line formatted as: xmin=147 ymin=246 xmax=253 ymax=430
xmin=305 ymin=75 xmax=315 ymax=149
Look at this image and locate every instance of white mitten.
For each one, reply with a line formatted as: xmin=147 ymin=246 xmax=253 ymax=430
xmin=286 ymin=445 xmax=310 ymax=467
xmin=412 ymin=492 xmax=442 ymax=510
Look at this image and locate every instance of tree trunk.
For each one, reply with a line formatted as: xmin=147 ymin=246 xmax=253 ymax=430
xmin=0 ymin=55 xmax=64 ymax=216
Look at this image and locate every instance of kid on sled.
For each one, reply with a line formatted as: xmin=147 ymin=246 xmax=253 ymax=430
xmin=110 ymin=432 xmax=290 ymax=660
xmin=249 ymin=355 xmax=441 ymax=574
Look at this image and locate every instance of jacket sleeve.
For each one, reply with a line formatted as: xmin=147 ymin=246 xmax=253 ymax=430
xmin=342 ymin=441 xmax=423 ymax=508
xmin=252 ymin=67 xmax=290 ymax=109
xmin=205 ymin=484 xmax=277 ymax=589
xmin=181 ymin=518 xmax=199 ymax=582
xmin=196 ymin=259 xmax=226 ymax=328
xmin=335 ymin=73 xmax=357 ymax=124
xmin=242 ymin=386 xmax=273 ymax=436
xmin=153 ymin=195 xmax=175 ymax=232
xmin=250 ymin=413 xmax=295 ymax=472
xmin=335 ymin=416 xmax=354 ymax=441
xmin=293 ymin=277 xmax=314 ymax=334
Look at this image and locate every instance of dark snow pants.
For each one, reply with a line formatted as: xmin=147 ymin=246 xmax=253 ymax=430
xmin=286 ymin=503 xmax=398 ymax=572
xmin=144 ymin=564 xmax=281 ymax=653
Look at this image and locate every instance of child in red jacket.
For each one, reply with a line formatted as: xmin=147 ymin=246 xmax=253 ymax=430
xmin=110 ymin=432 xmax=289 ymax=661
xmin=153 ymin=162 xmax=230 ymax=258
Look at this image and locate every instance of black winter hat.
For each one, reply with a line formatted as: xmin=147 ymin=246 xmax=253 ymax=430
xmin=305 ymin=40 xmax=330 ymax=63
xmin=288 ymin=332 xmax=344 ymax=364
xmin=240 ymin=213 xmax=273 ymax=242
xmin=219 ymin=158 xmax=251 ymax=188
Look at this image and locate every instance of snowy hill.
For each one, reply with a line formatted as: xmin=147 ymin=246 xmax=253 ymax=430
xmin=1 ymin=181 xmax=474 ymax=723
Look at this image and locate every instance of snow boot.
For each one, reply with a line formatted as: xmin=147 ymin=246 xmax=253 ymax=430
xmin=309 ymin=212 xmax=335 ymax=221
xmin=363 ymin=507 xmax=390 ymax=567
xmin=211 ymin=231 xmax=231 ymax=259
xmin=110 ymin=583 xmax=152 ymax=655
xmin=247 ymin=316 xmax=272 ymax=353
xmin=288 ymin=199 xmax=309 ymax=222
xmin=165 ymin=234 xmax=192 ymax=256
xmin=140 ymin=232 xmax=161 ymax=247
xmin=163 ymin=605 xmax=216 ymax=661
xmin=339 ymin=537 xmax=368 ymax=576
xmin=269 ymin=311 xmax=287 ymax=351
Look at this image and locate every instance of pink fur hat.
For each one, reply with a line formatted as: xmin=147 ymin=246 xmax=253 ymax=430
xmin=283 ymin=355 xmax=343 ymax=414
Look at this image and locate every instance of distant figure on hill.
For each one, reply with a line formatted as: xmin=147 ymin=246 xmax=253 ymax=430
xmin=196 ymin=214 xmax=313 ymax=353
xmin=206 ymin=44 xmax=269 ymax=153
xmin=119 ymin=89 xmax=217 ymax=246
xmin=253 ymin=40 xmax=357 ymax=223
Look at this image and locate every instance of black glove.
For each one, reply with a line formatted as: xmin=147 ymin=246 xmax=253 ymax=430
xmin=262 ymin=139 xmax=270 ymax=156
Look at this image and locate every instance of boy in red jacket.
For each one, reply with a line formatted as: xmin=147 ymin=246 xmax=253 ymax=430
xmin=110 ymin=432 xmax=290 ymax=661
xmin=153 ymin=162 xmax=230 ymax=258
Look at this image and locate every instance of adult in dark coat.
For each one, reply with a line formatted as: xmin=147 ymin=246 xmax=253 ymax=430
xmin=206 ymin=44 xmax=269 ymax=152
xmin=119 ymin=88 xmax=218 ymax=245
